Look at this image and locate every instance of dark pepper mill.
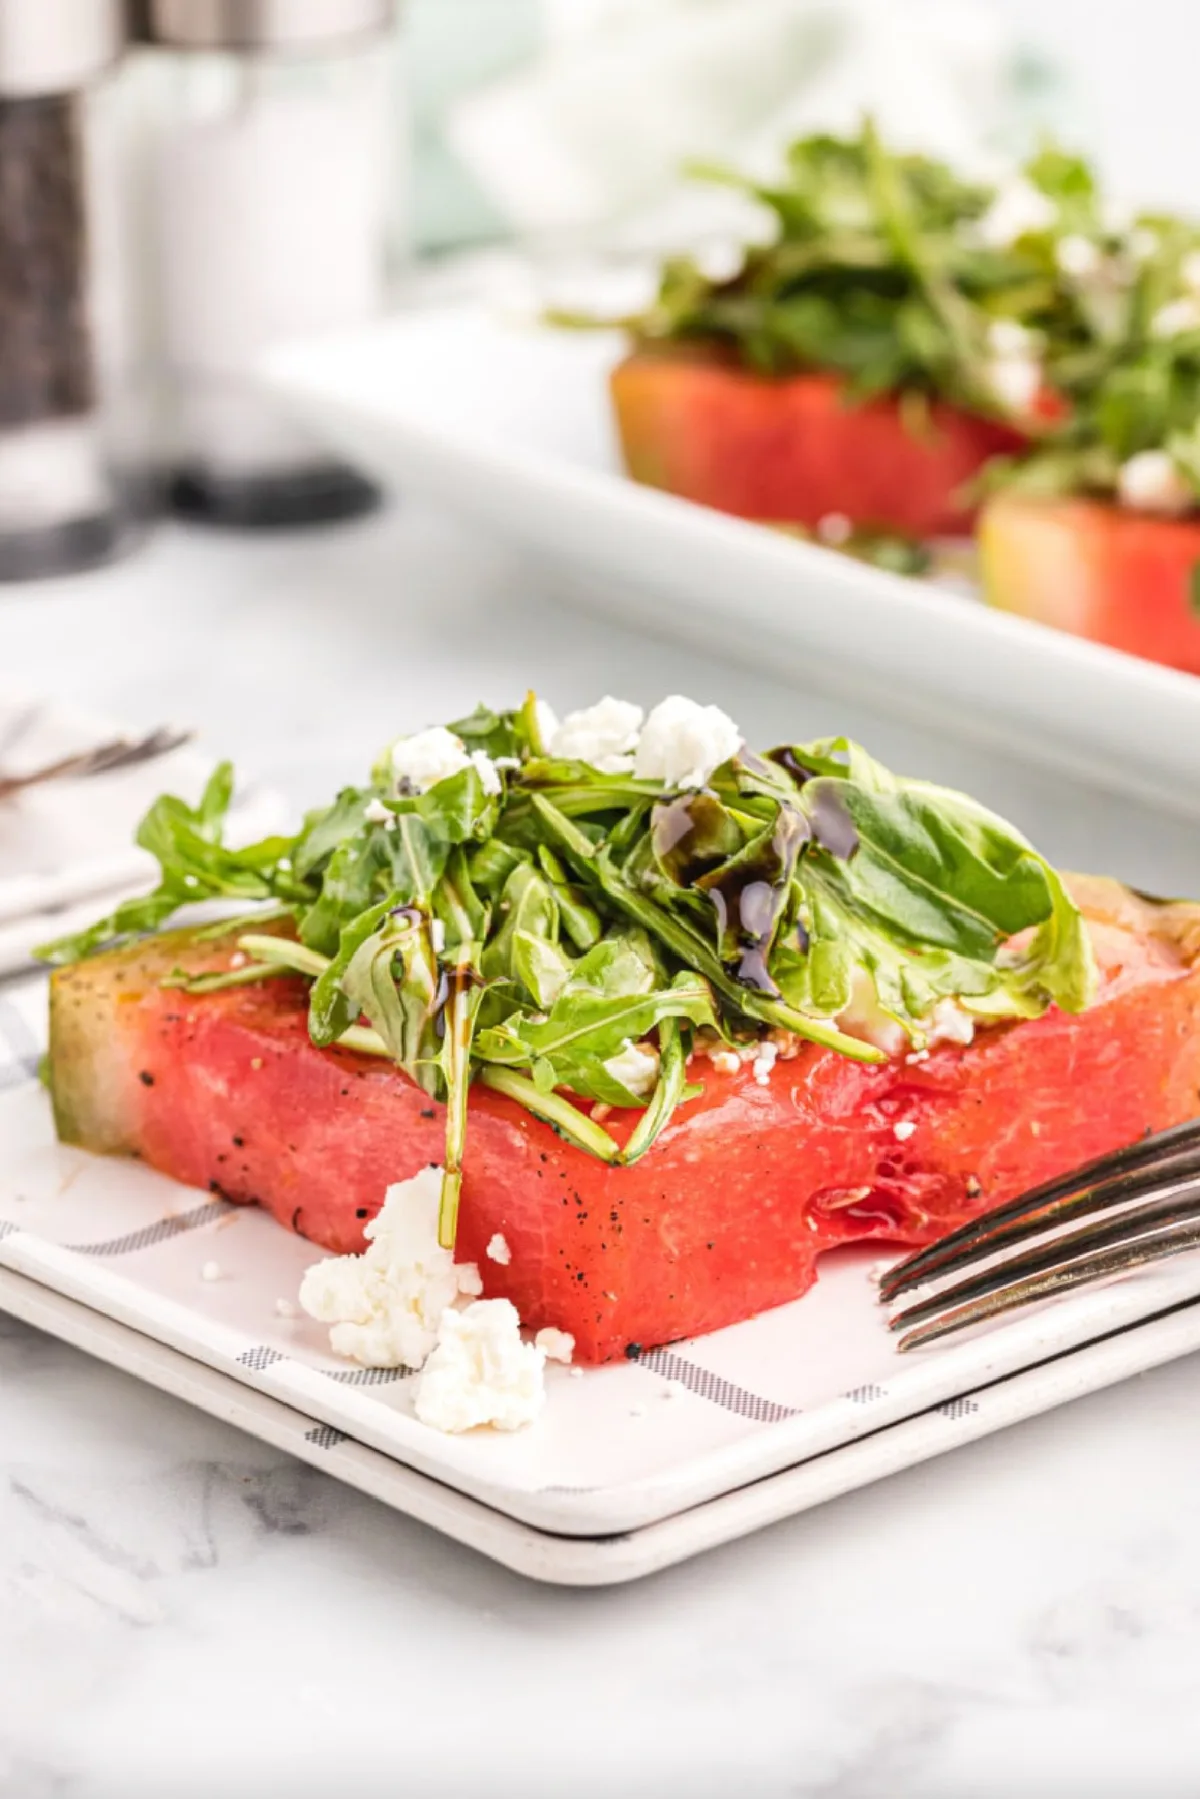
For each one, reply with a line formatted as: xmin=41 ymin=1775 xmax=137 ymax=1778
xmin=0 ymin=0 xmax=144 ymax=581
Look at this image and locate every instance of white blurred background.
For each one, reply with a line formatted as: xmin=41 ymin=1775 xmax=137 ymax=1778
xmin=407 ymin=0 xmax=1200 ymax=258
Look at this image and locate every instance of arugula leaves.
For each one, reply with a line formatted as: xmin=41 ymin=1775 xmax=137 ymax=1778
xmin=38 ymin=703 xmax=1096 ymax=1248
xmin=574 ymin=123 xmax=1200 ymax=510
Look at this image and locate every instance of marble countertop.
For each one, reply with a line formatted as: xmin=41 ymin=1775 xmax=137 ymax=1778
xmin=4 ymin=504 xmax=1200 ymax=1797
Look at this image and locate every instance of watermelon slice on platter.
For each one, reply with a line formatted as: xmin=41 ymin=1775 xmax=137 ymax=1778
xmin=610 ymin=351 xmax=1028 ymax=540
xmin=980 ymin=491 xmax=1200 ymax=677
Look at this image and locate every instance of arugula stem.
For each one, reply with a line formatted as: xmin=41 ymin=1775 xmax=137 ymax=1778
xmin=478 ymin=1067 xmax=623 ymax=1162
xmin=438 ymin=946 xmax=485 ymax=1250
xmin=161 ymin=961 xmax=291 ymax=995
xmin=619 ymin=1020 xmax=690 ymax=1165
xmin=237 ymin=935 xmax=331 ymax=979
xmin=335 ymin=1024 xmax=390 ymax=1057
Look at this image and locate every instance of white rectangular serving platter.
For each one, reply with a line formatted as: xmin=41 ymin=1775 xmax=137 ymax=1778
xmin=268 ymin=309 xmax=1200 ymax=820
xmin=7 ymin=975 xmax=1200 ymax=1582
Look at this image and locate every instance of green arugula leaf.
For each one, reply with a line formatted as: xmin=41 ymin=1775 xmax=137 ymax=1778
xmin=48 ymin=693 xmax=1096 ymax=1250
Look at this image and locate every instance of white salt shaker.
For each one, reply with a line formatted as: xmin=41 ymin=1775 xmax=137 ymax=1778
xmin=135 ymin=0 xmax=399 ymax=528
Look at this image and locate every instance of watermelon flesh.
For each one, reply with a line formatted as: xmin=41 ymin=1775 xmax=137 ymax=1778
xmin=980 ymin=491 xmax=1200 ymax=675
xmin=48 ymin=877 xmax=1200 ymax=1362
xmin=610 ymin=350 xmax=1028 ymax=539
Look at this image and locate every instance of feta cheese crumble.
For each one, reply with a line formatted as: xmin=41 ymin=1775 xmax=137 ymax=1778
xmin=1117 ymin=449 xmax=1194 ymax=516
xmin=413 ymin=1300 xmax=546 ymax=1433
xmin=469 ymin=748 xmax=502 ymax=797
xmin=1055 ymin=234 xmax=1103 ymax=280
xmin=298 ymin=1166 xmax=482 ymax=1369
xmin=486 ymin=1232 xmax=512 ymax=1265
xmin=532 ymin=697 xmax=560 ymax=751
xmin=751 ymin=1041 xmax=778 ymax=1086
xmin=893 ymin=1120 xmax=917 ymax=1142
xmin=363 ymin=797 xmax=392 ymax=824
xmin=547 ymin=696 xmax=643 ymax=773
xmin=534 ymin=1326 xmax=575 ymax=1364
xmin=390 ymin=726 xmax=472 ymax=792
xmin=974 ymin=178 xmax=1056 ymax=248
xmin=1151 ymin=297 xmax=1200 ymax=341
xmin=634 ymin=695 xmax=742 ymax=790
xmin=816 ymin=511 xmax=853 ymax=547
xmin=986 ymin=351 xmax=1042 ymax=417
xmin=836 ymin=969 xmax=908 ymax=1059
xmin=925 ymin=998 xmax=977 ymax=1049
xmin=603 ymin=1038 xmax=660 ymax=1097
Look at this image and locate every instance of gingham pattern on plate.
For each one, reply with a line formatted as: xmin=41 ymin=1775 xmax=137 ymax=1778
xmin=7 ymin=974 xmax=1200 ymax=1539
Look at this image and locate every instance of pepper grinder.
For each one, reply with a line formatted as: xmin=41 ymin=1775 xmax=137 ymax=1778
xmin=135 ymin=0 xmax=399 ymax=529
xmin=0 ymin=0 xmax=147 ymax=581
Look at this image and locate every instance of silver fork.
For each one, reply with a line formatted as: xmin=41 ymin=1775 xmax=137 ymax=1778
xmin=880 ymin=1118 xmax=1200 ymax=1351
xmin=0 ymin=726 xmax=193 ymax=802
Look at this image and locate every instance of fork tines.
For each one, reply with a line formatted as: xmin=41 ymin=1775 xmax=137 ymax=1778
xmin=881 ymin=1117 xmax=1200 ymax=1352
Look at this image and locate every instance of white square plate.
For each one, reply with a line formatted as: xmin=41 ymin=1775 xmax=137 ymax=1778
xmin=0 ymin=692 xmax=282 ymax=978
xmin=6 ymin=978 xmax=1200 ymax=1582
xmin=267 ymin=310 xmax=1200 ymax=821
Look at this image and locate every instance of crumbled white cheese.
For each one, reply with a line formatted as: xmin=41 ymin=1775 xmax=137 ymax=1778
xmin=469 ymin=748 xmax=502 ymax=796
xmin=391 ymin=726 xmax=471 ymax=793
xmin=1117 ymin=449 xmax=1194 ymax=516
xmin=837 ymin=969 xmax=907 ymax=1059
xmin=987 ymin=319 xmax=1036 ymax=357
xmin=494 ymin=755 xmax=521 ymax=770
xmin=548 ymin=696 xmax=643 ymax=773
xmin=816 ymin=511 xmax=853 ymax=546
xmin=751 ymin=1041 xmax=778 ymax=1086
xmin=974 ymin=178 xmax=1056 ymax=248
xmin=229 ymin=950 xmax=247 ymax=969
xmin=986 ymin=352 xmax=1042 ymax=416
xmin=535 ymin=1326 xmax=575 ymax=1364
xmin=1055 ymin=235 xmax=1103 ymax=280
xmin=906 ymin=1047 xmax=930 ymax=1065
xmin=568 ymin=1365 xmax=584 ymax=1379
xmin=274 ymin=1297 xmax=297 ymax=1318
xmin=694 ymin=238 xmax=746 ymax=284
xmin=486 ymin=1232 xmax=512 ymax=1266
xmin=533 ymin=698 xmax=560 ymax=751
xmin=893 ymin=1119 xmax=917 ymax=1142
xmin=634 ymin=695 xmax=742 ymax=790
xmin=413 ymin=1299 xmax=546 ymax=1433
xmin=1151 ymin=297 xmax=1200 ymax=340
xmin=430 ymin=918 xmax=446 ymax=954
xmin=709 ymin=1048 xmax=742 ymax=1076
xmin=200 ymin=1261 xmax=222 ymax=1282
xmin=604 ymin=1038 xmax=660 ymax=1097
xmin=363 ymin=796 xmax=392 ymax=824
xmin=925 ymin=998 xmax=977 ymax=1049
xmin=298 ymin=1166 xmax=482 ymax=1369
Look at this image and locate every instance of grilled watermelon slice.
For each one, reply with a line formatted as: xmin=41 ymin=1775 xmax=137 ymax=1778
xmin=48 ymin=877 xmax=1200 ymax=1362
xmin=980 ymin=491 xmax=1200 ymax=675
xmin=610 ymin=350 xmax=1028 ymax=538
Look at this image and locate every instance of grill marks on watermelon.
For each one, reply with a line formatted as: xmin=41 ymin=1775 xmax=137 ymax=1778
xmin=47 ymin=876 xmax=1200 ymax=1361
